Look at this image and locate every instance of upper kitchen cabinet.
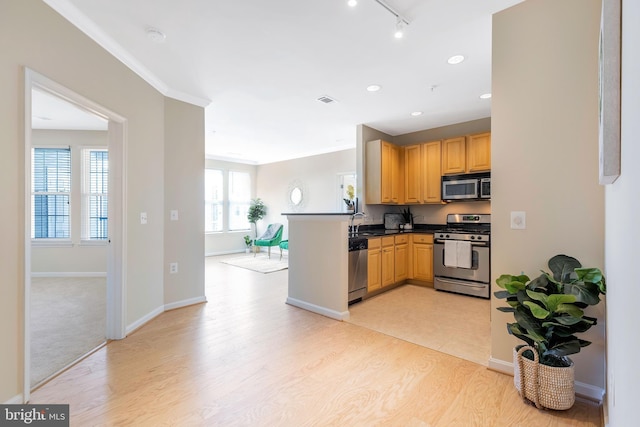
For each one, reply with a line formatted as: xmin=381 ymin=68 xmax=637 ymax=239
xmin=442 ymin=133 xmax=491 ymax=174
xmin=422 ymin=140 xmax=442 ymax=203
xmin=466 ymin=132 xmax=491 ymax=172
xmin=366 ymin=139 xmax=403 ymax=204
xmin=404 ymin=140 xmax=442 ymax=204
xmin=441 ymin=136 xmax=467 ymax=174
xmin=404 ymin=144 xmax=422 ymax=203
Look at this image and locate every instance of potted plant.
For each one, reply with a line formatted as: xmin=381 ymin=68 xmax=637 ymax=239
xmin=494 ymin=254 xmax=606 ymax=410
xmin=247 ymin=198 xmax=267 ymax=241
xmin=401 ymin=206 xmax=413 ymax=229
xmin=343 ymin=184 xmax=355 ymax=211
xmin=243 ymin=235 xmax=252 ymax=253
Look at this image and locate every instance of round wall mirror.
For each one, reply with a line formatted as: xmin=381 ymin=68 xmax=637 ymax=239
xmin=290 ymin=187 xmax=303 ymax=206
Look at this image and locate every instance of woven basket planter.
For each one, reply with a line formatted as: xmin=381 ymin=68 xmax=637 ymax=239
xmin=513 ymin=346 xmax=575 ymax=410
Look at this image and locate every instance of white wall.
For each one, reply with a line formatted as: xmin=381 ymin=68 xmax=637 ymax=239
xmin=492 ymin=0 xmax=605 ymax=393
xmin=31 ymin=130 xmax=108 ymax=274
xmin=604 ymin=1 xmax=639 ymax=423
xmin=256 ymin=149 xmax=357 ymax=242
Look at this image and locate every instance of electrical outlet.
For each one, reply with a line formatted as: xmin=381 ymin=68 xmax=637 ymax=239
xmin=140 ymin=212 xmax=148 ymax=225
xmin=169 ymin=262 xmax=178 ymax=274
xmin=511 ymin=211 xmax=526 ymax=229
xmin=170 ymin=210 xmax=179 ymax=221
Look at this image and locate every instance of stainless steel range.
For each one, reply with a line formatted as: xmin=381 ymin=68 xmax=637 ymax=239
xmin=433 ymin=214 xmax=491 ymax=299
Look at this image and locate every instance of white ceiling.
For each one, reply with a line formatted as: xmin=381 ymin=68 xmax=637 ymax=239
xmin=42 ymin=0 xmax=522 ymax=164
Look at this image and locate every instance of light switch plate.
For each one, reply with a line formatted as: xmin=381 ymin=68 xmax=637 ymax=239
xmin=170 ymin=210 xmax=179 ymax=221
xmin=511 ymin=211 xmax=526 ymax=229
xmin=140 ymin=212 xmax=148 ymax=225
xmin=169 ymin=262 xmax=178 ymax=274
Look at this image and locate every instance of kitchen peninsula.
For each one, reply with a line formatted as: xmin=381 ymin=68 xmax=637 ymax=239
xmin=283 ymin=212 xmax=352 ymax=320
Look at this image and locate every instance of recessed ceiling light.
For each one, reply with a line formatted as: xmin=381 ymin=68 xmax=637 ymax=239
xmin=410 ymin=111 xmax=423 ymax=117
xmin=447 ymin=55 xmax=465 ymax=65
xmin=367 ymin=85 xmax=381 ymax=92
xmin=480 ymin=93 xmax=492 ymax=99
xmin=347 ymin=0 xmax=358 ymax=7
xmin=146 ymin=27 xmax=166 ymax=43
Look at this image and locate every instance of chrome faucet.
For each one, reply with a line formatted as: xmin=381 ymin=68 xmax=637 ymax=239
xmin=350 ymin=212 xmax=366 ymax=236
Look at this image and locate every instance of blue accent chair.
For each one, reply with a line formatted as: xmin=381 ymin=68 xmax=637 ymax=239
xmin=254 ymin=223 xmax=284 ymax=258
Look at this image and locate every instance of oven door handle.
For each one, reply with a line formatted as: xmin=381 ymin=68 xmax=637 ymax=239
xmin=434 ymin=241 xmax=488 ymax=247
xmin=435 ymin=277 xmax=487 ymax=288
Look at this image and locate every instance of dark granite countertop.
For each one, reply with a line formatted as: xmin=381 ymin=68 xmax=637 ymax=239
xmin=350 ymin=224 xmax=443 ymax=238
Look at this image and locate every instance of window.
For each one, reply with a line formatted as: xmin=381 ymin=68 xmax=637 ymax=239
xmin=32 ymin=147 xmax=71 ymax=239
xmin=228 ymin=171 xmax=250 ymax=231
xmin=82 ymin=148 xmax=109 ymax=240
xmin=205 ymin=169 xmax=223 ymax=232
xmin=205 ymin=168 xmax=252 ymax=232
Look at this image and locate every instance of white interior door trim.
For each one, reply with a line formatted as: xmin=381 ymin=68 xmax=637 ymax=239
xmin=23 ymin=68 xmax=127 ymax=402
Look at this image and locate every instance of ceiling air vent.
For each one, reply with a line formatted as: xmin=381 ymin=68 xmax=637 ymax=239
xmin=316 ymin=95 xmax=337 ymax=104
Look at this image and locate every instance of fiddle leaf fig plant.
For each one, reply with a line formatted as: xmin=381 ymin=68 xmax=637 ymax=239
xmin=495 ymin=254 xmax=606 ymax=367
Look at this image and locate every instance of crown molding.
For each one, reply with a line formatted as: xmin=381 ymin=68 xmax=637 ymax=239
xmin=42 ymin=0 xmax=211 ymax=108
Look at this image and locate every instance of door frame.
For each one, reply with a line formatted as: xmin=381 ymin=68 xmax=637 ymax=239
xmin=23 ymin=68 xmax=127 ymax=401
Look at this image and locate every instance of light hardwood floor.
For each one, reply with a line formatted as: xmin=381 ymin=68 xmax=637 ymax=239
xmin=30 ymin=255 xmax=602 ymax=426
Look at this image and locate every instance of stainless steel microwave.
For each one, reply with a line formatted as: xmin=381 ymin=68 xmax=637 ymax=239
xmin=442 ymin=173 xmax=490 ymax=201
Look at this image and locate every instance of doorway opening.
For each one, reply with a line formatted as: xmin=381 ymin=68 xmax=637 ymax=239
xmin=24 ymin=69 xmax=126 ymax=401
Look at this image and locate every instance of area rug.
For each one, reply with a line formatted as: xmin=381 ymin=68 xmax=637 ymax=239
xmin=220 ymin=253 xmax=288 ymax=273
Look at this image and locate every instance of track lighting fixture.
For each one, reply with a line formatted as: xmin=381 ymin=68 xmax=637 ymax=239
xmin=347 ymin=0 xmax=410 ymax=39
xmin=374 ymin=0 xmax=410 ymax=39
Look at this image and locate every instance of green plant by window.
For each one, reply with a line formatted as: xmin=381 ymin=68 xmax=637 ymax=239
xmin=247 ymin=198 xmax=267 ymax=239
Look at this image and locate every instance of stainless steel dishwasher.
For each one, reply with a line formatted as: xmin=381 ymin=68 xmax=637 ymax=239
xmin=348 ymin=237 xmax=368 ymax=304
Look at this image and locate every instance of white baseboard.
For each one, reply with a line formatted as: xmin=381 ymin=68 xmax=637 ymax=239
xmin=164 ymin=296 xmax=207 ymax=311
xmin=31 ymin=272 xmax=107 ymax=278
xmin=286 ymin=297 xmax=350 ymax=321
xmin=4 ymin=394 xmax=24 ymax=404
xmin=488 ymin=356 xmax=604 ymax=403
xmin=205 ymin=250 xmax=245 ymax=257
xmin=126 ymin=305 xmax=164 ymax=335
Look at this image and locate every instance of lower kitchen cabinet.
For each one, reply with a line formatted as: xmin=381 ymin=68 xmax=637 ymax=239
xmin=411 ymin=234 xmax=433 ymax=282
xmin=381 ymin=236 xmax=395 ymax=287
xmin=394 ymin=235 xmax=409 ymax=283
xmin=367 ymin=238 xmax=382 ymax=292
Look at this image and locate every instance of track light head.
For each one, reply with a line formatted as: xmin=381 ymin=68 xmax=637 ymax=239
xmin=394 ymin=19 xmax=405 ymax=39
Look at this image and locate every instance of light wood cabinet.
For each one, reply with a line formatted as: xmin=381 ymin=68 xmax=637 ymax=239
xmin=466 ymin=132 xmax=491 ymax=172
xmin=381 ymin=236 xmax=395 ymax=287
xmin=442 ymin=133 xmax=491 ymax=174
xmin=422 ymin=140 xmax=442 ymax=203
xmin=411 ymin=234 xmax=434 ymax=282
xmin=366 ymin=139 xmax=402 ymax=204
xmin=441 ymin=137 xmax=467 ymax=175
xmin=394 ymin=235 xmax=409 ymax=283
xmin=404 ymin=140 xmax=442 ymax=204
xmin=367 ymin=238 xmax=382 ymax=292
xmin=404 ymin=144 xmax=422 ymax=203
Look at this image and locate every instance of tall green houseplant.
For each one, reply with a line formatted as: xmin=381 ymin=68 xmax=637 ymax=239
xmin=247 ymin=198 xmax=267 ymax=239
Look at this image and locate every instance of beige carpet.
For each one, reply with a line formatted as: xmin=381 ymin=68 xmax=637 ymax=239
xmin=31 ymin=277 xmax=106 ymax=388
xmin=348 ymin=284 xmax=491 ymax=366
xmin=220 ymin=252 xmax=288 ymax=273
